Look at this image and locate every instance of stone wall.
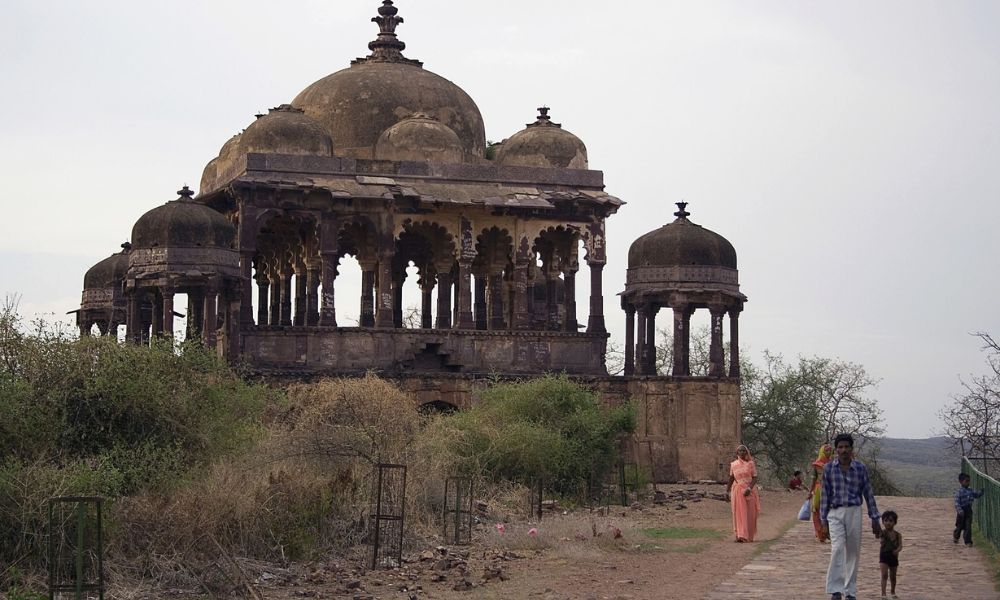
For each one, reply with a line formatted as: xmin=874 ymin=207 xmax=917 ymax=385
xmin=243 ymin=328 xmax=609 ymax=375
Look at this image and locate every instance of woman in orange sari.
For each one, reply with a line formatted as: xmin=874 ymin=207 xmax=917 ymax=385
xmin=808 ymin=443 xmax=834 ymax=541
xmin=727 ymin=444 xmax=760 ymax=542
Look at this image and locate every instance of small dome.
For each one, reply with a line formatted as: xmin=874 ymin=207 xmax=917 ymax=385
xmin=237 ymin=104 xmax=333 ymax=156
xmin=131 ymin=187 xmax=236 ymax=250
xmin=497 ymin=107 xmax=588 ymax=169
xmin=375 ymin=113 xmax=464 ymax=163
xmin=84 ymin=245 xmax=130 ymax=289
xmin=291 ymin=2 xmax=485 ymax=160
xmin=627 ymin=203 xmax=737 ymax=269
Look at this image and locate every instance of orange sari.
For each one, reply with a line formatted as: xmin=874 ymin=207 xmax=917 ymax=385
xmin=810 ymin=444 xmax=833 ymax=541
xmin=730 ymin=454 xmax=760 ymax=542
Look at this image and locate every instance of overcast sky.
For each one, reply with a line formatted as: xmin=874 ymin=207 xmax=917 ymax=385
xmin=2 ymin=1 xmax=999 ymax=438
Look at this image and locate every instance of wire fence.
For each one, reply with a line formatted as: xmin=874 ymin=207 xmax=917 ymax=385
xmin=961 ymin=457 xmax=1000 ymax=550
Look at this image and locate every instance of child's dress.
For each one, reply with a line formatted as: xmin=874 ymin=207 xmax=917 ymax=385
xmin=879 ymin=531 xmax=901 ymax=567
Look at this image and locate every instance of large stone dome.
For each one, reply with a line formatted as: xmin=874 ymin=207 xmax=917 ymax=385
xmin=628 ymin=204 xmax=737 ymax=270
xmin=291 ymin=1 xmax=485 ymax=160
xmin=131 ymin=187 xmax=236 ymax=250
xmin=497 ymin=107 xmax=588 ymax=169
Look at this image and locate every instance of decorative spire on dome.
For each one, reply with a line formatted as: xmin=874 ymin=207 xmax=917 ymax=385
xmin=527 ymin=106 xmax=562 ymax=129
xmin=673 ymin=201 xmax=690 ymax=220
xmin=177 ymin=185 xmax=195 ymax=200
xmin=356 ymin=1 xmax=422 ymax=67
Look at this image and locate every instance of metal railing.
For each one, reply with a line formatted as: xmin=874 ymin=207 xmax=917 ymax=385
xmin=961 ymin=457 xmax=999 ymax=549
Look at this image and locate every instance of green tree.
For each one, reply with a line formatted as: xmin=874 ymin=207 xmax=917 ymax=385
xmin=940 ymin=331 xmax=1000 ymax=475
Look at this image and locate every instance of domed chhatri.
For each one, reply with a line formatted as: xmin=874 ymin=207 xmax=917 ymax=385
xmin=375 ymin=112 xmax=464 ymax=163
xmin=292 ymin=1 xmax=485 ymax=160
xmin=497 ymin=107 xmax=588 ymax=169
xmin=77 ymin=243 xmax=131 ymax=337
xmin=627 ymin=201 xmax=737 ymax=270
xmin=622 ymin=203 xmax=746 ymax=379
xmin=131 ymin=186 xmax=236 ymax=250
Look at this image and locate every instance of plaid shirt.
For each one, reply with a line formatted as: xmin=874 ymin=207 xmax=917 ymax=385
xmin=955 ymin=486 xmax=983 ymax=511
xmin=819 ymin=459 xmax=880 ymax=524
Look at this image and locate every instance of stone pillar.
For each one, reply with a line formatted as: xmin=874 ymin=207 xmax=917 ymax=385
xmin=587 ymin=262 xmax=606 ymax=333
xmin=279 ymin=266 xmax=293 ymax=327
xmin=545 ymin=272 xmax=559 ymax=330
xmin=255 ymin=273 xmax=269 ymax=326
xmin=359 ymin=263 xmax=376 ymax=327
xmin=305 ymin=264 xmax=320 ymax=326
xmin=227 ymin=294 xmax=241 ymax=360
xmin=126 ymin=292 xmax=139 ymax=344
xmin=268 ymin=270 xmax=281 ymax=327
xmin=96 ymin=322 xmax=108 ymax=337
xmin=488 ymin=272 xmax=505 ymax=330
xmin=293 ymin=261 xmax=307 ymax=326
xmin=161 ymin=286 xmax=174 ymax=339
xmin=474 ymin=274 xmax=487 ymax=330
xmin=563 ymin=268 xmax=577 ymax=332
xmin=624 ymin=305 xmax=635 ymax=376
xmin=672 ymin=305 xmax=691 ymax=377
xmin=456 ymin=260 xmax=474 ymax=329
xmin=436 ymin=271 xmax=452 ymax=329
xmin=188 ymin=291 xmax=204 ymax=339
xmin=152 ymin=293 xmax=164 ymax=337
xmin=644 ymin=304 xmax=658 ymax=374
xmin=635 ymin=308 xmax=647 ymax=376
xmin=79 ymin=322 xmax=91 ymax=338
xmin=240 ymin=251 xmax=254 ymax=326
xmin=420 ymin=276 xmax=434 ymax=329
xmin=729 ymin=308 xmax=741 ymax=378
xmin=512 ymin=261 xmax=530 ymax=330
xmin=392 ymin=270 xmax=405 ymax=328
xmin=203 ymin=286 xmax=219 ymax=349
xmin=375 ymin=253 xmax=394 ymax=328
xmin=709 ymin=305 xmax=726 ymax=377
xmin=320 ymin=254 xmax=338 ymax=327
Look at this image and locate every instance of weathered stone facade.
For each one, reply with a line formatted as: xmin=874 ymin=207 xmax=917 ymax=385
xmin=76 ymin=1 xmax=746 ymax=482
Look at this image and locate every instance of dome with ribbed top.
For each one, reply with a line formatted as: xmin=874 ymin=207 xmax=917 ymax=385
xmin=131 ymin=187 xmax=235 ymax=250
xmin=291 ymin=1 xmax=485 ymax=160
xmin=497 ymin=107 xmax=588 ymax=169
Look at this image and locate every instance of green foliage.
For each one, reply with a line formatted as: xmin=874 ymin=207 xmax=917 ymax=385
xmin=428 ymin=375 xmax=635 ymax=494
xmin=0 ymin=301 xmax=274 ymax=579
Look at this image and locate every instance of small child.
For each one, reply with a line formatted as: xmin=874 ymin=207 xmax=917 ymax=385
xmin=788 ymin=469 xmax=804 ymax=491
xmin=954 ymin=473 xmax=984 ymax=546
xmin=879 ymin=510 xmax=902 ymax=600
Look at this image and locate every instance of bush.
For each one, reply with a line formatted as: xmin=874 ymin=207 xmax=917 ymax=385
xmin=423 ymin=375 xmax=635 ymax=495
xmin=0 ymin=303 xmax=274 ymax=587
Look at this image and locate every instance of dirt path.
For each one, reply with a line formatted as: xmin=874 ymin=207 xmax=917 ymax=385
xmin=705 ymin=496 xmax=997 ymax=600
xmin=261 ymin=484 xmax=808 ymax=600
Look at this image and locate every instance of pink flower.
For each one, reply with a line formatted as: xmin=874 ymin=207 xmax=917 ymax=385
xmin=495 ymin=523 xmax=505 ymax=534
xmin=527 ymin=528 xmax=538 ymax=537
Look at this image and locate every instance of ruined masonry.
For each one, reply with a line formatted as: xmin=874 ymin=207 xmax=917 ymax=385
xmin=75 ymin=1 xmax=747 ymax=482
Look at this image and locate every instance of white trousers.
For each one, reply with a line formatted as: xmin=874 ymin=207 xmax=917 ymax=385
xmin=826 ymin=505 xmax=862 ymax=596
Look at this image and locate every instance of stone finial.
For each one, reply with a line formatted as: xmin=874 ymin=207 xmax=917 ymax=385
xmin=120 ymin=241 xmax=132 ymax=253
xmin=527 ymin=106 xmax=562 ymax=129
xmin=359 ymin=0 xmax=422 ymax=66
xmin=674 ymin=201 xmax=690 ymax=220
xmin=177 ymin=185 xmax=195 ymax=200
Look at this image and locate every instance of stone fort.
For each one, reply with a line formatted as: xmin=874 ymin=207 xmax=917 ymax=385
xmin=75 ymin=1 xmax=747 ymax=482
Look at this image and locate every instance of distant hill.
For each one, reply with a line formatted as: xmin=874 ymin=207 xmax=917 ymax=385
xmin=874 ymin=437 xmax=964 ymax=497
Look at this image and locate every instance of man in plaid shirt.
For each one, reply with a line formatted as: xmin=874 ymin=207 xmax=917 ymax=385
xmin=820 ymin=433 xmax=882 ymax=600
